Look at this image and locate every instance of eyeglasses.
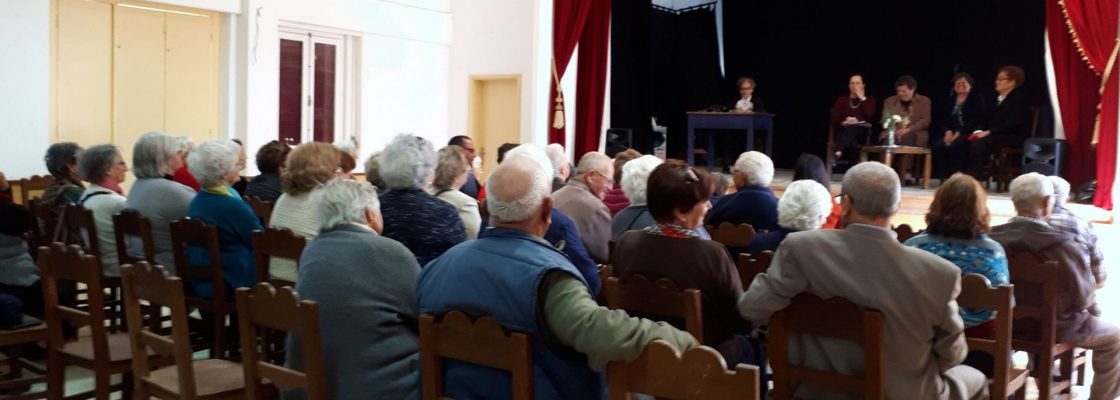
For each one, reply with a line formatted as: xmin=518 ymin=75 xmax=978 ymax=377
xmin=591 ymin=169 xmax=614 ymax=186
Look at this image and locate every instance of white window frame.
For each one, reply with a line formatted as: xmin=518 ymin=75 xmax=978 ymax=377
xmin=278 ymin=23 xmax=360 ymax=144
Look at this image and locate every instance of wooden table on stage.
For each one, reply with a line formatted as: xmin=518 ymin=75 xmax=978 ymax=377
xmin=859 ymin=145 xmax=933 ymax=189
xmin=686 ymin=111 xmax=775 ymax=168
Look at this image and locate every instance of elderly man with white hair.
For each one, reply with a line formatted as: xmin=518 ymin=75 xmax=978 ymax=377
xmin=287 ymin=179 xmax=421 ymax=400
xmin=739 ymin=161 xmax=988 ymax=399
xmin=705 ymin=151 xmax=780 ymax=231
xmin=553 ymin=151 xmax=614 ymax=263
xmin=419 ymin=152 xmax=697 ymax=399
xmin=746 ymin=179 xmax=833 ymax=254
xmin=545 ymin=143 xmax=571 ymax=192
xmin=1047 ymin=175 xmax=1105 ymax=286
xmin=991 ymin=172 xmax=1120 ymax=400
xmin=184 ymin=139 xmax=263 ymax=298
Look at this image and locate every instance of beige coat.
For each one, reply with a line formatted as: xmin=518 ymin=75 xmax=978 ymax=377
xmin=552 ymin=179 xmax=612 ymax=263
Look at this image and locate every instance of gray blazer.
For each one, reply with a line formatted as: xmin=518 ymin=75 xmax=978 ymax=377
xmin=286 ymin=224 xmax=421 ymax=400
xmin=553 ymin=179 xmax=612 ymax=263
xmin=738 ymin=224 xmax=986 ymax=400
xmin=125 ymin=178 xmax=195 ymax=272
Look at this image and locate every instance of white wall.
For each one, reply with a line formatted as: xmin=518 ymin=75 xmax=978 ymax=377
xmin=0 ymin=1 xmax=51 ymax=178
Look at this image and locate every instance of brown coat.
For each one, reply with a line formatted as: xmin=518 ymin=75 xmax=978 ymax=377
xmin=881 ymin=93 xmax=932 ymax=147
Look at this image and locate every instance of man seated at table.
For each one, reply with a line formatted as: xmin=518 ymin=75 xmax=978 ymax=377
xmin=880 ymin=75 xmax=931 ymax=185
xmin=705 ymin=151 xmax=779 ymax=232
xmin=732 ymin=76 xmax=766 ymax=113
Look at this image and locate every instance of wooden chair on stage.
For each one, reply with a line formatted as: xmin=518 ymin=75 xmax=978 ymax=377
xmin=607 ymin=340 xmax=760 ymax=400
xmin=243 ymin=197 xmax=274 ymax=227
xmin=603 ymin=276 xmax=704 ymax=341
xmin=252 ymin=228 xmax=306 ymax=289
xmin=736 ymin=251 xmax=774 ymax=289
xmin=14 ymin=175 xmax=52 ymax=206
xmin=0 ymin=317 xmax=49 ymax=399
xmin=236 ymin=283 xmax=325 ymax=400
xmin=705 ymin=223 xmax=755 ymax=250
xmin=121 ymin=262 xmax=245 ymax=400
xmin=170 ymin=219 xmax=237 ymax=360
xmin=956 ymin=274 xmax=1028 ymax=399
xmin=768 ymin=293 xmax=885 ymax=399
xmin=419 ymin=310 xmax=533 ymax=400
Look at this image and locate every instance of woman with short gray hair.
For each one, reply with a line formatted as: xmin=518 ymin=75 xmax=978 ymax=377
xmin=42 ymin=142 xmax=85 ymax=206
xmin=747 ymin=180 xmax=833 ymax=254
xmin=126 ymin=132 xmax=196 ymax=271
xmin=428 ymin=145 xmax=481 ymax=239
xmin=77 ymin=144 xmax=130 ymax=276
xmin=378 ymin=134 xmax=466 ymax=265
xmin=288 ymin=179 xmax=421 ymax=399
xmin=611 ymin=155 xmax=663 ymax=239
xmin=184 ymin=140 xmax=262 ymax=298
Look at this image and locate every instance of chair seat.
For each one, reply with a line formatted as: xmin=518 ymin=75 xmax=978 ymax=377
xmin=0 ymin=318 xmax=47 ymax=347
xmin=145 ymin=359 xmax=246 ymax=397
xmin=60 ymin=332 xmax=139 ymax=363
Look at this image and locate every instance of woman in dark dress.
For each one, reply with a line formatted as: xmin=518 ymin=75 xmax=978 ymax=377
xmin=932 ymin=73 xmax=988 ymax=178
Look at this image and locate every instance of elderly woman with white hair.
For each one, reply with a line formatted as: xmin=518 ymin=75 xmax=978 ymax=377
xmin=76 ymin=144 xmax=130 ymax=276
xmin=611 ymin=155 xmax=663 ymax=238
xmin=746 ymin=180 xmax=833 ymax=254
xmin=126 ymin=132 xmax=196 ymax=271
xmin=378 ymin=134 xmax=466 ymax=266
xmin=287 ymin=179 xmax=421 ymax=399
xmin=184 ymin=139 xmax=262 ymax=298
xmin=705 ymin=151 xmax=779 ymax=231
xmin=428 ymin=145 xmax=481 ymax=239
xmin=1047 ymin=175 xmax=1104 ymax=282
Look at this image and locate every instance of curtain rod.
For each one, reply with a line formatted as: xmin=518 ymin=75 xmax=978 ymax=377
xmin=651 ymin=2 xmax=717 ymax=15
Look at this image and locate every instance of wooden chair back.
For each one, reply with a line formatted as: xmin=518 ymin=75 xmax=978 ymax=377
xmin=603 ymin=275 xmax=704 ymax=341
xmin=39 ymin=244 xmax=113 ymax=371
xmin=251 ymin=228 xmax=307 ymax=287
xmin=112 ymin=209 xmax=156 ymax=266
xmin=956 ymin=274 xmax=1027 ymax=399
xmin=736 ymin=251 xmax=773 ymax=289
xmin=170 ymin=218 xmax=234 ymax=359
xmin=1006 ymin=251 xmax=1079 ymax=397
xmin=26 ymin=198 xmax=64 ymax=256
xmin=15 ymin=175 xmax=52 ymax=205
xmin=608 ymin=340 xmax=759 ymax=400
xmin=768 ymin=293 xmax=884 ymax=399
xmin=419 ymin=310 xmax=532 ymax=400
xmin=64 ymin=203 xmax=101 ymax=258
xmin=236 ymin=283 xmax=325 ymax=400
xmin=891 ymin=224 xmax=923 ymax=243
xmin=705 ymin=223 xmax=755 ymax=248
xmin=244 ymin=197 xmax=274 ymax=226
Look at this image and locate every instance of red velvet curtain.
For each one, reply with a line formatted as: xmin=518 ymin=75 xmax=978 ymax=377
xmin=549 ymin=0 xmax=612 ymax=158
xmin=1055 ymin=0 xmax=1119 ymax=209
xmin=1045 ymin=0 xmax=1100 ymax=189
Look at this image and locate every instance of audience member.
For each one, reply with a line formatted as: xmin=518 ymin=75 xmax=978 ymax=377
xmin=967 ymin=66 xmax=1032 ymax=177
xmin=288 ymin=179 xmax=420 ymax=400
xmin=545 ymin=143 xmax=571 ymax=192
xmin=738 ymin=161 xmax=987 ymax=399
xmin=705 ymin=151 xmax=779 ymax=231
xmin=76 ymin=144 xmax=129 ymax=276
xmin=184 ymin=140 xmax=261 ymax=298
xmin=880 ymin=75 xmax=932 ymax=184
xmin=419 ymin=154 xmax=697 ymax=398
xmin=171 ymin=136 xmax=200 ymax=191
xmin=709 ymin=171 xmax=734 ymax=205
xmin=0 ymin=198 xmax=42 ymax=318
xmin=611 ymin=155 xmax=663 ymax=239
xmin=932 ymin=73 xmax=988 ymax=178
xmin=430 ymin=145 xmax=481 ymax=239
xmin=270 ymin=142 xmax=341 ymax=282
xmin=553 ymin=151 xmax=615 ymax=263
xmin=792 ymin=153 xmax=840 ymax=229
xmin=363 ymin=151 xmax=385 ymax=190
xmin=830 ymin=74 xmax=877 ymax=164
xmin=379 ymin=134 xmax=467 ymax=266
xmin=989 ymin=172 xmax=1120 ymax=399
xmin=746 ymin=179 xmax=832 ymax=254
xmin=126 ymin=132 xmax=196 ymax=271
xmin=43 ymin=142 xmax=86 ymax=206
xmin=229 ymin=138 xmax=251 ymax=194
xmin=448 ymin=135 xmax=481 ymax=199
xmin=0 ymin=171 xmax=10 ymax=201
xmin=244 ymin=140 xmax=291 ymax=202
xmin=496 ymin=142 xmax=520 ymax=165
xmin=1048 ymin=175 xmax=1105 ymax=286
xmin=604 ymin=149 xmax=641 ymax=214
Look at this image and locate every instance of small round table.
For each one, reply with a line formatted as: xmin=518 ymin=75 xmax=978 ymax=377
xmin=858 ymin=145 xmax=933 ymax=189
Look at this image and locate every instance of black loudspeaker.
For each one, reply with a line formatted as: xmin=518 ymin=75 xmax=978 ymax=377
xmin=1021 ymin=138 xmax=1067 ymax=176
xmin=606 ymin=128 xmax=634 ymax=157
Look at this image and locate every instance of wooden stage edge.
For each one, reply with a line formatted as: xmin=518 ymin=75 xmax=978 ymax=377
xmin=768 ymin=169 xmax=1114 ymax=229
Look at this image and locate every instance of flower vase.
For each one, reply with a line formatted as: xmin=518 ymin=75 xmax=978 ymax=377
xmin=887 ymin=126 xmax=897 ymax=147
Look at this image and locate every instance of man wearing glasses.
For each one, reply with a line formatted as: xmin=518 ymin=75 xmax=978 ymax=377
xmin=448 ymin=135 xmax=481 ymax=199
xmin=553 ymin=151 xmax=615 ymax=263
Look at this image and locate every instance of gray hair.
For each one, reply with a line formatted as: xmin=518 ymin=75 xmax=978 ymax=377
xmin=545 ymin=143 xmax=566 ymax=176
xmin=1010 ymin=172 xmax=1054 ymax=214
xmin=778 ymin=180 xmax=834 ymax=231
xmin=363 ymin=151 xmax=385 ymax=189
xmin=379 ymin=134 xmax=437 ymax=189
xmin=432 ymin=145 xmax=469 ymax=191
xmin=45 ymin=142 xmax=84 ymax=180
xmin=312 ymin=179 xmax=381 ymax=231
xmin=187 ymin=140 xmax=240 ymax=187
xmin=132 ymin=132 xmax=183 ymax=178
xmin=1048 ymin=175 xmax=1071 ymax=207
xmin=503 ymin=144 xmax=555 ymax=177
xmin=177 ymin=136 xmax=196 ymax=156
xmin=488 ymin=148 xmax=552 ymax=223
xmin=733 ymin=151 xmax=774 ymax=186
xmin=77 ymin=144 xmax=121 ymax=184
xmin=575 ymin=151 xmax=611 ymax=176
xmin=840 ymin=161 xmax=900 ymax=219
xmin=620 ymin=155 xmax=663 ymax=206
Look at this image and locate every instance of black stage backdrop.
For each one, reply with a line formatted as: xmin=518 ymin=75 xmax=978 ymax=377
xmin=611 ymin=0 xmax=1051 ymax=169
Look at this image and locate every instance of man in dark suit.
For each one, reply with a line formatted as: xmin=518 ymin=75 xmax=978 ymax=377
xmin=966 ymin=66 xmax=1032 ymax=177
xmin=731 ymin=76 xmax=766 ymax=113
xmin=448 ymin=135 xmax=481 ymax=199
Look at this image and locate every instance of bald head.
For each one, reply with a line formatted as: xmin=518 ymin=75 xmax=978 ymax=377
xmin=487 ymin=155 xmax=552 ymax=224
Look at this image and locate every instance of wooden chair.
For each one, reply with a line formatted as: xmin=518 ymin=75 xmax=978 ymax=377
xmin=0 ymin=317 xmax=49 ymax=400
xmin=956 ymin=274 xmax=1028 ymax=399
xmin=14 ymin=175 xmax=52 ymax=206
xmin=419 ymin=310 xmax=532 ymax=400
xmin=40 ymin=243 xmax=149 ymax=400
xmin=244 ymin=197 xmax=273 ymax=227
xmin=603 ymin=275 xmax=704 ymax=341
xmin=26 ymin=199 xmax=61 ymax=260
xmin=736 ymin=251 xmax=774 ymax=289
xmin=236 ymin=283 xmax=324 ymax=400
xmin=608 ymin=340 xmax=759 ymax=400
xmin=65 ymin=203 xmax=125 ymax=332
xmin=768 ymin=293 xmax=885 ymax=399
xmin=112 ymin=209 xmax=156 ymax=267
xmin=121 ymin=262 xmax=245 ymax=400
xmin=982 ymin=107 xmax=1039 ymax=192
xmin=251 ymin=228 xmax=307 ymax=288
xmin=891 ymin=224 xmax=924 ymax=243
xmin=1006 ymin=252 xmax=1083 ymax=398
xmin=170 ymin=219 xmax=236 ymax=360
xmin=705 ymin=222 xmax=755 ymax=249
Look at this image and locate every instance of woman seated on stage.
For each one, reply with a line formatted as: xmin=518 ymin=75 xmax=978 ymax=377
xmin=829 ymin=75 xmax=877 ymax=164
xmin=880 ymin=75 xmax=931 ymax=185
xmin=932 ymin=73 xmax=988 ymax=179
xmin=966 ymin=65 xmax=1032 ymax=177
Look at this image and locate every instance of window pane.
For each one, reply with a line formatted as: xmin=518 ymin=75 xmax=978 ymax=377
xmin=313 ymin=42 xmax=336 ymax=143
xmin=278 ymin=39 xmax=303 ymax=144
